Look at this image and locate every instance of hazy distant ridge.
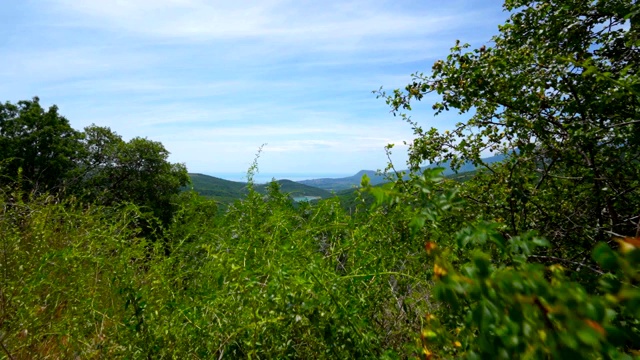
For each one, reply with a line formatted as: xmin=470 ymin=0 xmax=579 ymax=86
xmin=297 ymin=154 xmax=506 ymax=191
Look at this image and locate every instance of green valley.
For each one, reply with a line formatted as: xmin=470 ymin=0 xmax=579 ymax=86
xmin=187 ymin=173 xmax=333 ymax=204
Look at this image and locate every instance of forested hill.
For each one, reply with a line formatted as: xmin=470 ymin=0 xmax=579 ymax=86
xmin=187 ymin=173 xmax=247 ymax=203
xmin=297 ymin=170 xmax=384 ymax=192
xmin=298 ymin=154 xmax=506 ymax=191
xmin=187 ymin=173 xmax=332 ymax=203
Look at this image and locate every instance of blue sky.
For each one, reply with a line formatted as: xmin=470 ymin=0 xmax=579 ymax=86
xmin=1 ymin=0 xmax=508 ymax=177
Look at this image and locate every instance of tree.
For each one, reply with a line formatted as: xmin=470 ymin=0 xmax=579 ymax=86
xmin=76 ymin=125 xmax=190 ymax=224
xmin=0 ymin=98 xmax=189 ymax=225
xmin=380 ymin=0 xmax=640 ymax=272
xmin=0 ymin=97 xmax=84 ymax=193
xmin=374 ymin=0 xmax=640 ymax=357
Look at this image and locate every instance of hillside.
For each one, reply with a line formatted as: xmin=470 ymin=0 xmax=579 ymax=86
xmin=298 ymin=154 xmax=506 ymax=191
xmin=297 ymin=170 xmax=387 ymax=192
xmin=189 ymin=154 xmax=503 ymax=204
xmin=187 ymin=173 xmax=248 ymax=204
xmin=267 ymin=179 xmax=331 ymax=198
xmin=186 ymin=173 xmax=332 ymax=204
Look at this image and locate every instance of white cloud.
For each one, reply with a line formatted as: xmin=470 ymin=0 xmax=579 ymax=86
xmin=49 ymin=0 xmax=460 ymax=40
xmin=3 ymin=0 xmax=508 ymax=174
xmin=44 ymin=0 xmax=499 ymax=59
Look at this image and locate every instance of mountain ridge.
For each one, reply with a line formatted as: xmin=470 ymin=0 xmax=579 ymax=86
xmin=298 ymin=154 xmax=507 ymax=191
xmin=188 ymin=154 xmax=508 ymax=202
xmin=187 ymin=173 xmax=332 ymax=204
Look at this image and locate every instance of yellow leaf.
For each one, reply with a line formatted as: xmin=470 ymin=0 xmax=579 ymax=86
xmin=434 ymin=264 xmax=448 ymax=278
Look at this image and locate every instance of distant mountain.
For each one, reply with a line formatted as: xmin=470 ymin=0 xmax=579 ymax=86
xmin=186 ymin=173 xmax=332 ymax=204
xmin=298 ymin=154 xmax=507 ymax=191
xmin=296 ymin=170 xmax=387 ymax=192
xmin=188 ymin=154 xmax=508 ymax=203
xmin=266 ymin=179 xmax=332 ymax=198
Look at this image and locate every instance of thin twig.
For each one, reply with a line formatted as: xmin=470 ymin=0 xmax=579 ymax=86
xmin=384 ymin=147 xmax=410 ymax=194
xmin=533 ymin=169 xmax=584 ymax=180
xmin=610 ymin=119 xmax=640 ymax=128
xmin=602 ymin=230 xmax=626 ymax=238
xmin=528 ymin=255 xmax=604 ymax=275
xmin=0 ymin=333 xmax=15 ymax=360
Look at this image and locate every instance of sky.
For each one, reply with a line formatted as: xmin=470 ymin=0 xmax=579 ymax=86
xmin=0 ymin=0 xmax=508 ymax=179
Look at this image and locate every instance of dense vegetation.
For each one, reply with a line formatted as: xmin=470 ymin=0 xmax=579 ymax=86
xmin=1 ymin=0 xmax=639 ymax=358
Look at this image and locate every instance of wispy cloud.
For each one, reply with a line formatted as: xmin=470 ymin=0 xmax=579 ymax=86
xmin=48 ymin=0 xmax=482 ymax=42
xmin=2 ymin=0 xmax=507 ymax=174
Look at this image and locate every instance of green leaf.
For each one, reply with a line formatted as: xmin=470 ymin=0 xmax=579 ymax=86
xmin=409 ymin=216 xmax=426 ymax=237
xmin=473 ymin=252 xmax=492 ymax=278
xmin=576 ymin=327 xmax=601 ymax=346
xmin=360 ymin=174 xmax=370 ymax=188
xmin=531 ymin=237 xmax=550 ymax=248
xmin=592 ymin=243 xmax=619 ymax=272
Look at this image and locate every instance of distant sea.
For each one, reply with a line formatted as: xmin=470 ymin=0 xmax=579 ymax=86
xmin=204 ymin=172 xmax=353 ymax=184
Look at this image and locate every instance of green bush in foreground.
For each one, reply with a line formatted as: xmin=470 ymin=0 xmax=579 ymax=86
xmin=366 ymin=170 xmax=640 ymax=359
xmin=0 ymin=182 xmax=433 ymax=358
xmin=1 ymin=167 xmax=638 ymax=358
xmin=422 ymin=235 xmax=640 ymax=359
